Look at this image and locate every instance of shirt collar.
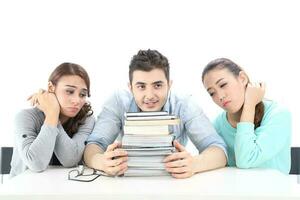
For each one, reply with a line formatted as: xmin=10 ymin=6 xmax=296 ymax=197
xmin=162 ymin=90 xmax=172 ymax=113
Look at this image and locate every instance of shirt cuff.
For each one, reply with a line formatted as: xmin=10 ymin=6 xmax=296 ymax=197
xmin=237 ymin=122 xmax=255 ymax=134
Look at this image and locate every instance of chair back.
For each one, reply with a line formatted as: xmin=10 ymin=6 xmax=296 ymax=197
xmin=290 ymin=147 xmax=300 ymax=174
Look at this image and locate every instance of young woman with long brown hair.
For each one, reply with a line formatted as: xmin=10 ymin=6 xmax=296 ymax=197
xmin=10 ymin=62 xmax=94 ymax=177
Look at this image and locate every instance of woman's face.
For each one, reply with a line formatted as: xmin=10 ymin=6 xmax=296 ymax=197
xmin=203 ymin=68 xmax=248 ymax=114
xmin=52 ymin=75 xmax=88 ymax=118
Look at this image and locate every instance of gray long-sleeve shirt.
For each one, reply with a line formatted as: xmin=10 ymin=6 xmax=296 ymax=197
xmin=10 ymin=107 xmax=95 ymax=177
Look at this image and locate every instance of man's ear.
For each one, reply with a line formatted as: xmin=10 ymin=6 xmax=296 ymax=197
xmin=168 ymin=80 xmax=173 ymax=90
xmin=238 ymin=71 xmax=249 ymax=86
xmin=48 ymin=81 xmax=55 ymax=93
xmin=128 ymin=82 xmax=133 ymax=93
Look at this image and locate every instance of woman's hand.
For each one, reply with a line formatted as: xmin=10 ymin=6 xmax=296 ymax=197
xmin=28 ymin=89 xmax=60 ymax=125
xmin=240 ymin=82 xmax=266 ymax=124
xmin=164 ymin=140 xmax=196 ymax=178
xmin=244 ymin=82 xmax=266 ymax=107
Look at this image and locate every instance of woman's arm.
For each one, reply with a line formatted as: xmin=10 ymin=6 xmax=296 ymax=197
xmin=235 ymin=105 xmax=291 ymax=168
xmin=15 ymin=90 xmax=61 ymax=172
xmin=14 ymin=109 xmax=59 ymax=172
xmin=54 ymin=116 xmax=95 ymax=167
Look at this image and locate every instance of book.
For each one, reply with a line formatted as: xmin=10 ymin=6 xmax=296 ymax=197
xmin=128 ymin=155 xmax=166 ymax=163
xmin=127 ymin=163 xmax=165 ymax=169
xmin=124 ymin=146 xmax=175 ymax=156
xmin=126 ymin=115 xmax=177 ymax=121
xmin=124 ymin=146 xmax=175 ymax=151
xmin=122 ymin=134 xmax=174 ymax=148
xmin=125 ymin=111 xmax=168 ymax=118
xmin=124 ymin=118 xmax=180 ymax=126
xmin=122 ymin=111 xmax=179 ymax=177
xmin=127 ymin=155 xmax=166 ymax=169
xmin=124 ymin=125 xmax=169 ymax=135
xmin=124 ymin=168 xmax=170 ymax=177
xmin=126 ymin=149 xmax=174 ymax=156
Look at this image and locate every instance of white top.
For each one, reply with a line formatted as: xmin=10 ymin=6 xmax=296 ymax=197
xmin=1 ymin=166 xmax=299 ymax=200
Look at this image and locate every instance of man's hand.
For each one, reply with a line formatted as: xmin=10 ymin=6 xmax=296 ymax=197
xmin=164 ymin=140 xmax=196 ymax=179
xmin=98 ymin=142 xmax=128 ymax=176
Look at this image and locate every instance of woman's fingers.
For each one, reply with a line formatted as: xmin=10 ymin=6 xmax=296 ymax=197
xmin=27 ymin=89 xmax=46 ymax=106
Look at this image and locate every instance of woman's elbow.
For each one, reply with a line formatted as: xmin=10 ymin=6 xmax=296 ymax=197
xmin=27 ymin=161 xmax=48 ymax=172
xmin=235 ymin=157 xmax=251 ymax=169
xmin=60 ymin=157 xmax=81 ymax=168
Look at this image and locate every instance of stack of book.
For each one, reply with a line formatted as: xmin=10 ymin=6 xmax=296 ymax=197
xmin=122 ymin=111 xmax=180 ymax=177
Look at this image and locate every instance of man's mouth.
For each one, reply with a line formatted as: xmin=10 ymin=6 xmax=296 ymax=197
xmin=144 ymin=101 xmax=159 ymax=107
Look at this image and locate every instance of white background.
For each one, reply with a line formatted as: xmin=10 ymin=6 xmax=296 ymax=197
xmin=0 ymin=0 xmax=299 ymax=148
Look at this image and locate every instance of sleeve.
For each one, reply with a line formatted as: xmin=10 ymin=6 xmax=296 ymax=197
xmin=14 ymin=109 xmax=58 ymax=172
xmin=212 ymin=116 xmax=221 ymax=136
xmin=85 ymin=93 xmax=124 ymax=151
xmin=182 ymin=98 xmax=228 ymax=156
xmin=212 ymin=113 xmax=228 ymax=143
xmin=54 ymin=116 xmax=95 ymax=167
xmin=234 ymin=107 xmax=291 ymax=168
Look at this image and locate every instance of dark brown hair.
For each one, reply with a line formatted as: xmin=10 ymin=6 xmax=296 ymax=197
xmin=48 ymin=62 xmax=93 ymax=137
xmin=202 ymin=58 xmax=264 ymax=129
xmin=129 ymin=49 xmax=170 ymax=84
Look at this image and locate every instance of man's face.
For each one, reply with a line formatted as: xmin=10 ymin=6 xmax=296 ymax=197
xmin=129 ymin=68 xmax=172 ymax=111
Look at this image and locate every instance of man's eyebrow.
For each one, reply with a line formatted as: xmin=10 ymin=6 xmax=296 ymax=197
xmin=134 ymin=81 xmax=164 ymax=86
xmin=135 ymin=82 xmax=146 ymax=85
xmin=151 ymin=81 xmax=164 ymax=85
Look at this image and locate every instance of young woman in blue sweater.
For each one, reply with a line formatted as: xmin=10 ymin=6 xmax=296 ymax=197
xmin=202 ymin=58 xmax=291 ymax=174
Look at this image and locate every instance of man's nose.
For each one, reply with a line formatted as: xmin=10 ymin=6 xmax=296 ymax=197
xmin=145 ymin=88 xmax=155 ymax=99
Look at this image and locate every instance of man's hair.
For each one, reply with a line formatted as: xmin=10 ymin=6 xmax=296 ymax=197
xmin=129 ymin=49 xmax=170 ymax=83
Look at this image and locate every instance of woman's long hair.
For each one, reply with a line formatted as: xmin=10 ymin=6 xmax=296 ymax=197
xmin=202 ymin=58 xmax=264 ymax=129
xmin=48 ymin=62 xmax=93 ymax=137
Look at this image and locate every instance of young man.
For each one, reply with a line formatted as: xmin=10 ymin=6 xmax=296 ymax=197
xmin=84 ymin=49 xmax=227 ymax=178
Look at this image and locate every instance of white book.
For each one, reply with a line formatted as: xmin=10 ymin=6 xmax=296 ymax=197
xmin=128 ymin=156 xmax=166 ymax=163
xmin=126 ymin=115 xmax=176 ymax=121
xmin=124 ymin=146 xmax=175 ymax=151
xmin=124 ymin=118 xmax=180 ymax=126
xmin=125 ymin=111 xmax=168 ymax=118
xmin=122 ymin=135 xmax=174 ymax=148
xmin=124 ymin=168 xmax=170 ymax=177
xmin=125 ymin=147 xmax=175 ymax=156
xmin=127 ymin=162 xmax=165 ymax=169
xmin=124 ymin=125 xmax=169 ymax=135
xmin=127 ymin=150 xmax=173 ymax=156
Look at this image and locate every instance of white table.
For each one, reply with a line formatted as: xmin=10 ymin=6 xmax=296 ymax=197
xmin=0 ymin=167 xmax=299 ymax=200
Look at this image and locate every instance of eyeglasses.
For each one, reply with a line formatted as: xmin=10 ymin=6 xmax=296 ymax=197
xmin=68 ymin=165 xmax=107 ymax=182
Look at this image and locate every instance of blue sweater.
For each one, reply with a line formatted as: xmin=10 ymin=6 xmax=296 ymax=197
xmin=213 ymin=100 xmax=291 ymax=174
